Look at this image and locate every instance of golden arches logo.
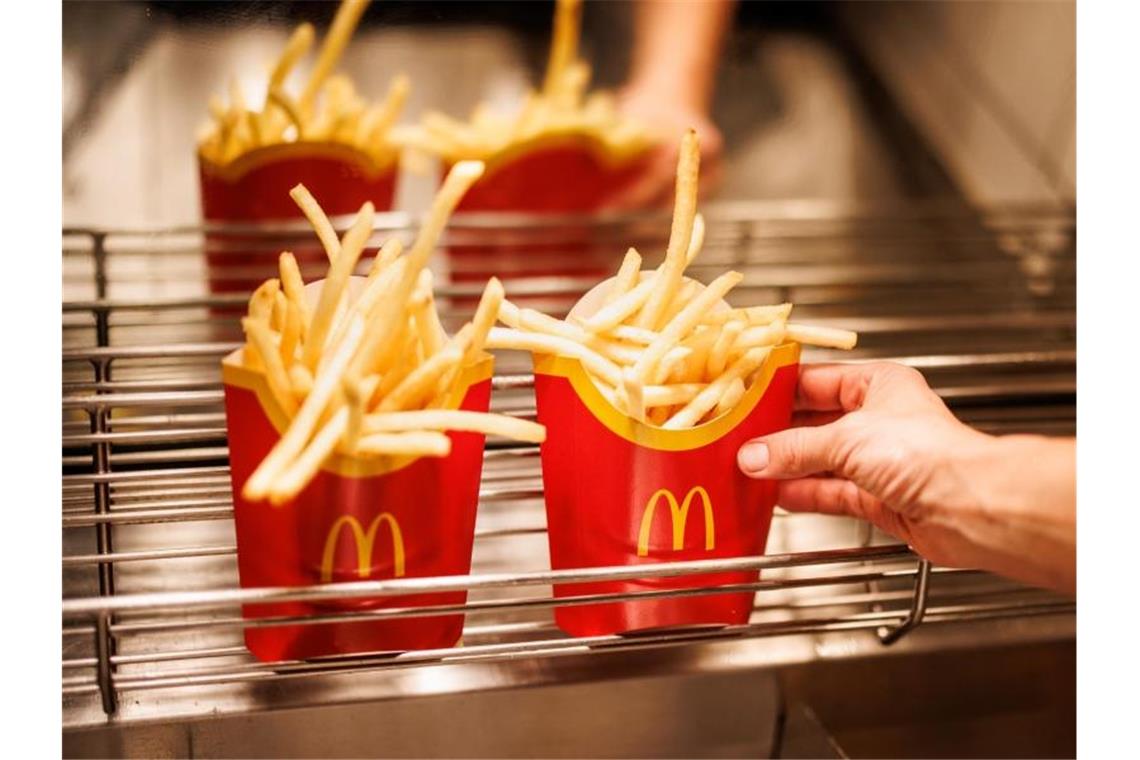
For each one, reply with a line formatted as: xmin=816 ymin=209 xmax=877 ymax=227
xmin=636 ymin=486 xmax=715 ymax=557
xmin=320 ymin=513 xmax=406 ymax=583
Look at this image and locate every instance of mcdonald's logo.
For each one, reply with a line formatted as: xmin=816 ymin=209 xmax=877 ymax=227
xmin=321 ymin=513 xmax=406 ymax=583
xmin=636 ymin=486 xmax=715 ymax=557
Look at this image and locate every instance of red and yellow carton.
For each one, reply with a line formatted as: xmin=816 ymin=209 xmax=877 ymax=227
xmin=199 ymin=143 xmax=398 ymax=294
xmin=440 ymin=134 xmax=652 ymax=306
xmin=447 ymin=134 xmax=652 ymax=214
xmin=221 ymin=330 xmax=492 ymax=662
xmin=531 ymin=282 xmax=801 ymax=637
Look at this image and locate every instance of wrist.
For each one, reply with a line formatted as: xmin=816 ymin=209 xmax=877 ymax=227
xmin=947 ymin=433 xmax=1076 ymax=592
xmin=622 ymin=71 xmax=709 ymax=114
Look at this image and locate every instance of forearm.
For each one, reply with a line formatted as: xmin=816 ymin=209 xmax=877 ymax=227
xmin=627 ymin=0 xmax=735 ymax=112
xmin=952 ymin=435 xmax=1076 ymax=593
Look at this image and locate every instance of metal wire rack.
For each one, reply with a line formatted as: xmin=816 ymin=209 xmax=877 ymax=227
xmin=62 ymin=202 xmax=1076 ymax=728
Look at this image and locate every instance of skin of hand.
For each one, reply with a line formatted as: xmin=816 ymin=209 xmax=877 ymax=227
xmin=737 ymin=362 xmax=1076 ymax=594
xmin=609 ymin=0 xmax=735 ymax=210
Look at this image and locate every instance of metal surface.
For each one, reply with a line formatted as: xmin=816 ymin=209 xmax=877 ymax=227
xmin=63 ymin=201 xmax=1075 ymax=753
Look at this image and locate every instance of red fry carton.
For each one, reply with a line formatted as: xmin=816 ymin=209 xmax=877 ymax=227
xmin=532 ymin=281 xmax=801 ymax=637
xmin=200 ymin=143 xmax=398 ymax=294
xmin=441 ymin=133 xmax=653 ymax=306
xmin=222 ymin=341 xmax=492 ymax=662
xmin=447 ymin=133 xmax=653 ymax=214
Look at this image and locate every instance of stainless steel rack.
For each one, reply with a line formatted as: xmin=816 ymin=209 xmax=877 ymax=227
xmin=62 ymin=202 xmax=1076 ymax=730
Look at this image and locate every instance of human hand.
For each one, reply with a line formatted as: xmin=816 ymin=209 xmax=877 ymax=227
xmin=737 ymin=362 xmax=1076 ymax=593
xmin=609 ymin=85 xmax=724 ymax=211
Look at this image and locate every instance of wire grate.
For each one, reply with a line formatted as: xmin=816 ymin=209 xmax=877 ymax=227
xmin=62 ymin=201 xmax=1075 ymax=726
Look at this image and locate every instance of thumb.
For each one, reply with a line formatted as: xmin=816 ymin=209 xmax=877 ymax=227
xmin=737 ymin=425 xmax=846 ymax=479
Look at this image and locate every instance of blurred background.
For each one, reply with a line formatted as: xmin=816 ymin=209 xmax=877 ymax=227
xmin=63 ymin=0 xmax=1074 ymax=225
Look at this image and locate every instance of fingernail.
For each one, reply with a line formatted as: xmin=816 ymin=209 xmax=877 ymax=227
xmin=738 ymin=442 xmax=769 ymax=475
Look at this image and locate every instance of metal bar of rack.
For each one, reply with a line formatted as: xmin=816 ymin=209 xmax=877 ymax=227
xmin=62 ymin=202 xmax=1076 ymax=728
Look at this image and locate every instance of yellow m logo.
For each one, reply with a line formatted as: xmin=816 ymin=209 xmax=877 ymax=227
xmin=636 ymin=486 xmax=715 ymax=557
xmin=320 ymin=513 xmax=406 ymax=583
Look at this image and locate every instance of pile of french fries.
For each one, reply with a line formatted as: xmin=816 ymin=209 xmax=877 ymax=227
xmin=240 ymin=161 xmax=545 ymax=505
xmin=486 ymin=130 xmax=858 ymax=429
xmin=199 ymin=0 xmax=408 ymax=167
xmin=400 ymin=0 xmax=652 ymax=163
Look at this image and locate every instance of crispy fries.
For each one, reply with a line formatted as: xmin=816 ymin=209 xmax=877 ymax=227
xmin=482 ymin=130 xmax=858 ymax=429
xmin=402 ymin=0 xmax=652 ymax=164
xmin=199 ymin=0 xmax=408 ymax=167
xmin=636 ymin=129 xmax=700 ymax=330
xmin=363 ymin=410 xmax=545 ymax=443
xmin=238 ymin=168 xmax=545 ymax=504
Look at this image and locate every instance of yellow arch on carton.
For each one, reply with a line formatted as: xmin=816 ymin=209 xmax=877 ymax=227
xmin=201 ymin=140 xmax=398 ymax=183
xmin=222 ymin=348 xmax=493 ymax=478
xmin=320 ymin=512 xmax=405 ymax=582
xmin=637 ymin=486 xmax=715 ymax=557
xmin=534 ymin=342 xmax=800 ymax=451
xmin=468 ymin=130 xmax=653 ymax=177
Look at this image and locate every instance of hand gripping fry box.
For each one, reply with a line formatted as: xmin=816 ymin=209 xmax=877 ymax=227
xmin=220 ymin=290 xmax=491 ymax=662
xmin=199 ymin=142 xmax=398 ymax=294
xmin=532 ymin=281 xmax=801 ymax=637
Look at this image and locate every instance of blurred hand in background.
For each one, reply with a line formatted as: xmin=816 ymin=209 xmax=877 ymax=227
xmin=611 ymin=0 xmax=735 ymax=209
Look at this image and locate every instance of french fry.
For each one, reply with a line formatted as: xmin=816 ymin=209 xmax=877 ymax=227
xmin=289 ymin=363 xmax=313 ymax=400
xmin=279 ymin=300 xmax=302 ymax=367
xmin=663 ymin=347 xmax=771 ymax=430
xmin=543 ymin=0 xmax=581 ymax=97
xmin=700 ymin=303 xmax=793 ymax=327
xmin=270 ymin=22 xmax=316 ymax=89
xmin=465 ymin=277 xmax=504 ymax=362
xmin=644 ymin=383 xmax=706 ymax=408
xmin=300 ymin=0 xmax=372 ymax=110
xmin=659 ymin=279 xmax=700 ymax=326
xmin=685 ymin=213 xmax=706 ymax=266
xmin=785 ymin=323 xmax=859 ymax=350
xmin=378 ymin=339 xmax=464 ymax=412
xmin=302 ymin=201 xmax=374 ymax=369
xmin=706 ymin=319 xmax=743 ymax=378
xmin=243 ymin=318 xmax=299 ymax=417
xmin=605 ymin=324 xmax=658 ymax=345
xmin=635 ymin=129 xmax=700 ymax=330
xmin=730 ymin=321 xmax=787 ymax=358
xmin=289 ymin=184 xmax=341 ymax=263
xmin=411 ymin=271 xmax=445 ymax=358
xmin=581 ymin=275 xmax=657 ymax=334
xmin=487 ymin=327 xmax=622 ymax=386
xmin=355 ymin=431 xmax=452 ymax=458
xmin=367 ymin=73 xmax=411 ymax=144
xmin=713 ymin=377 xmax=746 ymax=418
xmin=265 ymin=86 xmax=305 ymax=140
xmin=606 ymin=248 xmax=642 ymax=305
xmin=268 ymin=407 xmax=350 ymax=505
xmin=362 ymin=410 xmax=546 ymax=443
xmin=368 ymin=236 xmax=404 ymax=278
xmin=248 ymin=279 xmax=280 ymax=321
xmin=340 ymin=370 xmax=367 ymax=453
xmin=630 ymin=270 xmax=743 ymax=384
xmin=620 ymin=369 xmax=645 ymax=422
xmin=272 ymin=290 xmax=288 ymax=330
